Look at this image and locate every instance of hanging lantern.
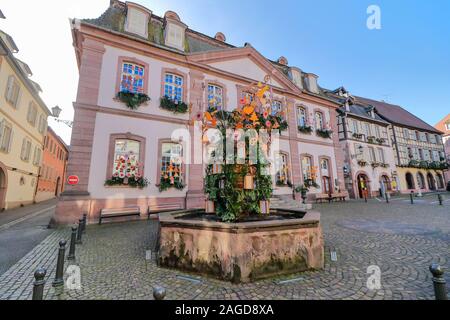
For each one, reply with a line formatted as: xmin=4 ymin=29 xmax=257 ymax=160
xmin=260 ymin=200 xmax=270 ymax=214
xmin=212 ymin=164 xmax=222 ymax=174
xmin=205 ymin=200 xmax=215 ymax=213
xmin=244 ymin=174 xmax=254 ymax=190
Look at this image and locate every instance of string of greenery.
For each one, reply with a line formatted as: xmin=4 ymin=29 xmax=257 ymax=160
xmin=159 ymin=176 xmax=185 ymax=192
xmin=104 ymin=176 xmax=149 ymax=189
xmin=298 ymin=125 xmax=313 ymax=134
xmin=116 ymin=91 xmax=151 ymax=110
xmin=160 ymin=96 xmax=189 ymax=114
xmin=316 ymin=128 xmax=333 ymax=139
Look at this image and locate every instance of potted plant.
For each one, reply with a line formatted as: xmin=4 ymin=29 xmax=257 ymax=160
xmin=160 ymin=95 xmax=189 ymax=113
xmin=294 ymin=184 xmax=309 ymax=204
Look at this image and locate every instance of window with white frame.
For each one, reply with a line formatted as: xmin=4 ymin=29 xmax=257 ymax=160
xmin=160 ymin=143 xmax=183 ymax=181
xmin=20 ymin=137 xmax=32 ymax=162
xmin=301 ymin=156 xmax=312 ymax=181
xmin=446 ymin=123 xmax=450 ymax=130
xmin=320 ymin=158 xmax=329 ymax=170
xmin=368 ymin=147 xmax=376 ymax=162
xmin=112 ymin=139 xmax=141 ymax=177
xmin=355 ymin=144 xmax=364 ymax=160
xmin=120 ymin=62 xmax=145 ymax=94
xmin=315 ymin=112 xmax=324 ymax=130
xmin=350 ymin=119 xmax=359 ymax=134
xmin=0 ymin=120 xmax=13 ymax=153
xmin=271 ymin=100 xmax=282 ymax=116
xmin=364 ymin=123 xmax=372 ymax=137
xmin=375 ymin=125 xmax=381 ymax=138
xmin=164 ymin=73 xmax=183 ymax=102
xmin=377 ymin=148 xmax=385 ymax=163
xmin=403 ymin=128 xmax=409 ymax=139
xmin=38 ymin=114 xmax=47 ymax=134
xmin=275 ymin=153 xmax=289 ymax=185
xmin=207 ymin=84 xmax=223 ymax=110
xmin=32 ymin=146 xmax=42 ymax=166
xmin=298 ymin=107 xmax=308 ymax=127
xmin=27 ymin=102 xmax=38 ymax=126
xmin=5 ymin=75 xmax=20 ymax=107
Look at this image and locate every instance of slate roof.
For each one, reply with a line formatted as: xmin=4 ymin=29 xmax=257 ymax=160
xmin=355 ymin=96 xmax=442 ymax=134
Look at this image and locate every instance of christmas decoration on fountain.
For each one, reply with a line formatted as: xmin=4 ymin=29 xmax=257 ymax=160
xmin=203 ymin=76 xmax=287 ymax=222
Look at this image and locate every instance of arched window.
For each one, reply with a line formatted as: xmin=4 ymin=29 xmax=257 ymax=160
xmin=298 ymin=107 xmax=308 ymax=127
xmin=207 ymin=84 xmax=223 ymax=110
xmin=405 ymin=172 xmax=415 ymax=190
xmin=436 ymin=173 xmax=444 ymax=189
xmin=120 ymin=62 xmax=145 ymax=94
xmin=275 ymin=153 xmax=290 ymax=185
xmin=416 ymin=172 xmax=425 ymax=189
xmin=160 ymin=142 xmax=183 ymax=184
xmin=164 ymin=73 xmax=184 ymax=102
xmin=315 ymin=112 xmax=324 ymax=130
xmin=112 ymin=139 xmax=141 ymax=178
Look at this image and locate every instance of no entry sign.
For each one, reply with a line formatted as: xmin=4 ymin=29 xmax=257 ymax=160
xmin=67 ymin=175 xmax=79 ymax=185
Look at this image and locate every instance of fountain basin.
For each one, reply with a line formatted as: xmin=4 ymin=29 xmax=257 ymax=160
xmin=158 ymin=209 xmax=324 ymax=283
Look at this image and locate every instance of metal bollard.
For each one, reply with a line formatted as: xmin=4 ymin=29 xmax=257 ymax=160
xmin=429 ymin=264 xmax=448 ymax=300
xmin=52 ymin=240 xmax=66 ymax=287
xmin=153 ymin=286 xmax=166 ymax=300
xmin=76 ymin=219 xmax=83 ymax=245
xmin=82 ymin=213 xmax=87 ymax=233
xmin=32 ymin=268 xmax=46 ymax=300
xmin=410 ymin=192 xmax=414 ymax=204
xmin=67 ymin=226 xmax=77 ymax=260
xmin=385 ymin=193 xmax=390 ymax=204
xmin=438 ymin=194 xmax=443 ymax=206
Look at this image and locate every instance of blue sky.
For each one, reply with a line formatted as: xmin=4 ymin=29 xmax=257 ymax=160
xmin=2 ymin=0 xmax=449 ymax=143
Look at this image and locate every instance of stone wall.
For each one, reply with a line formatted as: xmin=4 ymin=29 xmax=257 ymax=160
xmin=159 ymin=211 xmax=324 ymax=283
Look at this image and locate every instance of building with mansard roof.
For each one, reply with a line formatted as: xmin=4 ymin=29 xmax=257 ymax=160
xmin=54 ymin=0 xmax=349 ymax=224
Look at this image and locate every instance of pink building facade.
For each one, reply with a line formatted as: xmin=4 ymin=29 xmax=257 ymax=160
xmin=435 ymin=114 xmax=450 ymax=183
xmin=54 ymin=1 xmax=347 ymax=224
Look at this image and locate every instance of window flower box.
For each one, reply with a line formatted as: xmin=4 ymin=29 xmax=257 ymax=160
xmin=371 ymin=162 xmax=381 ymax=168
xmin=158 ymin=176 xmax=185 ymax=192
xmin=352 ymin=133 xmax=363 ymax=139
xmin=367 ymin=136 xmax=377 ymax=144
xmin=380 ymin=163 xmax=390 ymax=168
xmin=160 ymin=95 xmax=189 ymax=114
xmin=357 ymin=160 xmax=368 ymax=167
xmin=104 ymin=176 xmax=149 ymax=189
xmin=376 ymin=137 xmax=386 ymax=145
xmin=298 ymin=125 xmax=313 ymax=134
xmin=316 ymin=128 xmax=333 ymax=139
xmin=116 ymin=91 xmax=150 ymax=110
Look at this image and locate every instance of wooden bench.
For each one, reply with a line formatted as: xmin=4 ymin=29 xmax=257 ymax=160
xmin=315 ymin=194 xmax=332 ymax=203
xmin=99 ymin=207 xmax=141 ymax=225
xmin=331 ymin=193 xmax=347 ymax=202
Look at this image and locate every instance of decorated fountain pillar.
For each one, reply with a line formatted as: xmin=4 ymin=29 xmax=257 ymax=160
xmin=158 ymin=76 xmax=324 ymax=283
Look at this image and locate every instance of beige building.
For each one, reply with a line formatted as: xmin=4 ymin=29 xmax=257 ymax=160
xmin=0 ymin=30 xmax=51 ymax=210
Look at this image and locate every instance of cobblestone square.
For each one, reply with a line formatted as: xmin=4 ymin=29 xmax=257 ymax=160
xmin=1 ymin=199 xmax=449 ymax=300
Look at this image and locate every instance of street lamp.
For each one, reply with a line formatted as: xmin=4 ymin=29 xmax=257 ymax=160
xmin=51 ymin=105 xmax=73 ymax=128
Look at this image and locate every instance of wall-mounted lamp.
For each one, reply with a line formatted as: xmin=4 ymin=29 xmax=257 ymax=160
xmin=51 ymin=105 xmax=73 ymax=128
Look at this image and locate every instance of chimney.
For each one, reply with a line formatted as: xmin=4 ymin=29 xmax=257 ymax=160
xmin=277 ymin=56 xmax=288 ymax=66
xmin=214 ymin=32 xmax=226 ymax=42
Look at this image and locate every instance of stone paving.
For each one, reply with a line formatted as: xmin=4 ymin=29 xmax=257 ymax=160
xmin=0 ymin=199 xmax=449 ymax=300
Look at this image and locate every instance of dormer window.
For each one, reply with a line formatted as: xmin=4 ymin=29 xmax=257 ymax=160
xmin=290 ymin=68 xmax=303 ymax=89
xmin=125 ymin=3 xmax=152 ymax=38
xmin=164 ymin=11 xmax=187 ymax=51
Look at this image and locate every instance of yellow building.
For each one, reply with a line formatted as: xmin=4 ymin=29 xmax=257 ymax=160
xmin=0 ymin=30 xmax=51 ymax=210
